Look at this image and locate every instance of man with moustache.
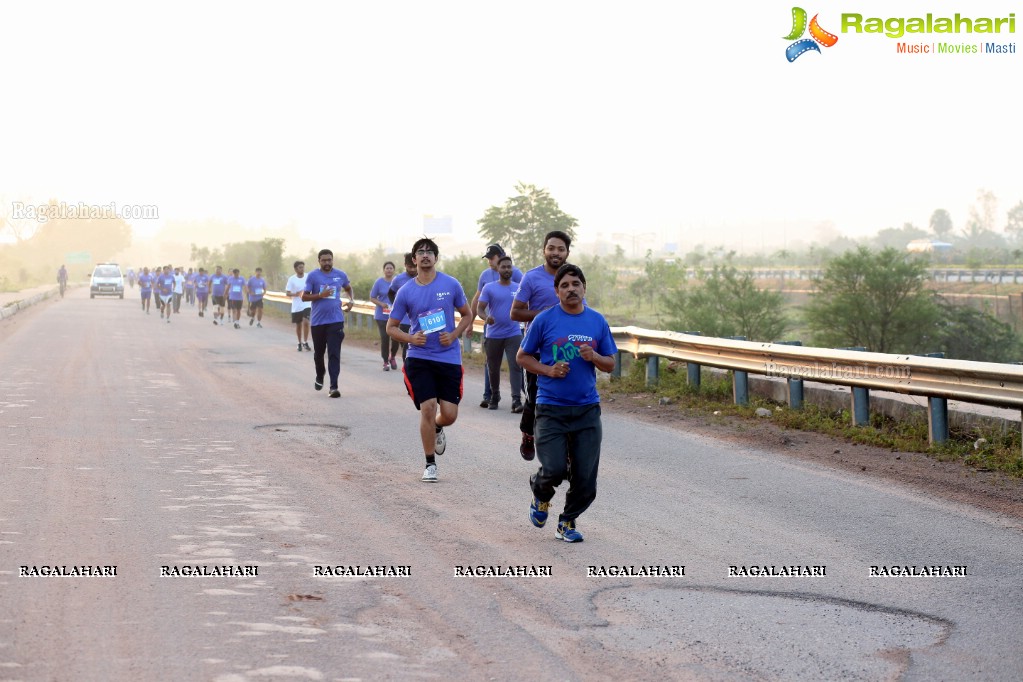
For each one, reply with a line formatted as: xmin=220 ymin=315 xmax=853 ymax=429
xmin=510 ymin=230 xmax=572 ymax=460
xmin=517 ymin=263 xmax=616 ymax=543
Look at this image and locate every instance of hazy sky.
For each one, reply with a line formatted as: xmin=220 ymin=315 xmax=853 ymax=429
xmin=2 ymin=0 xmax=1020 ymax=254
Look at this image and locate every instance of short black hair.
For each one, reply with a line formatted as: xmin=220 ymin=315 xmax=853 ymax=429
xmin=383 ymin=260 xmax=396 ymax=270
xmin=293 ymin=260 xmax=304 ymax=268
xmin=412 ymin=237 xmax=439 ymax=258
xmin=318 ymin=249 xmax=333 ymax=259
xmin=544 ymin=230 xmax=572 ymax=251
xmin=497 ymin=255 xmax=513 ymax=265
xmin=403 ymin=252 xmax=415 ymax=267
xmin=554 ymin=262 xmax=585 ymax=288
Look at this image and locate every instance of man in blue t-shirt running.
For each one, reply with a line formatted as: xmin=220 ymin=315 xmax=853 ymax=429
xmin=302 ymin=249 xmax=354 ymax=398
xmin=387 ymin=238 xmax=473 ymax=483
xmin=517 ymin=263 xmax=617 ymax=543
xmin=511 ymin=230 xmax=572 ymax=460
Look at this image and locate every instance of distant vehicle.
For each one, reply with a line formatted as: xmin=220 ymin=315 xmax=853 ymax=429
xmin=90 ymin=263 xmax=124 ymax=299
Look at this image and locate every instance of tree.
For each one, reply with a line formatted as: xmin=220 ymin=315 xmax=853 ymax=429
xmin=873 ymin=223 xmax=929 ymax=250
xmin=922 ymin=298 xmax=1022 ymax=363
xmin=803 ymin=247 xmax=939 ymax=353
xmin=929 ymin=208 xmax=953 ymax=240
xmin=1005 ymin=200 xmax=1023 ymax=243
xmin=964 ymin=189 xmax=999 ymax=244
xmin=476 ymin=183 xmax=578 ymax=265
xmin=661 ymin=265 xmax=787 ymax=341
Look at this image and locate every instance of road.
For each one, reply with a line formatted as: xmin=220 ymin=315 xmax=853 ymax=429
xmin=1 ymin=291 xmax=1021 ymax=681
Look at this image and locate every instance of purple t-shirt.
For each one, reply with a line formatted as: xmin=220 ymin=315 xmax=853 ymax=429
xmin=304 ymin=268 xmax=351 ymax=326
xmin=138 ymin=274 xmax=153 ymax=293
xmin=370 ymin=277 xmax=393 ymax=321
xmin=227 ymin=276 xmax=246 ymax=301
xmin=247 ymin=276 xmax=266 ymax=302
xmin=479 ymin=280 xmax=522 ymax=339
xmin=389 ymin=272 xmax=467 ymax=365
xmin=195 ymin=274 xmax=210 ymax=294
xmin=476 ymin=266 xmax=523 ymax=292
xmin=210 ymin=274 xmax=228 ymax=297
xmin=156 ymin=274 xmax=175 ymax=297
xmin=514 ymin=265 xmax=559 ymax=317
xmin=520 ymin=305 xmax=618 ymax=407
xmin=389 ymin=272 xmax=414 ymax=325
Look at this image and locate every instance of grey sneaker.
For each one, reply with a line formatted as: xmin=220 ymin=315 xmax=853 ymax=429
xmin=434 ymin=427 xmax=446 ymax=455
xmin=422 ymin=463 xmax=438 ymax=482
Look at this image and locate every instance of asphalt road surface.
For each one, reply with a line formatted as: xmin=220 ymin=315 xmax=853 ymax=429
xmin=1 ymin=291 xmax=1021 ymax=681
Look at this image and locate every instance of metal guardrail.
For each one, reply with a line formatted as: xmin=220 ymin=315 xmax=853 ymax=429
xmin=610 ymin=327 xmax=1023 ymax=410
xmin=266 ymin=291 xmax=1023 ymax=445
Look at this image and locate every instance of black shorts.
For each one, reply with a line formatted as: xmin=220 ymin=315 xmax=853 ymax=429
xmin=402 ymin=357 xmax=463 ymax=410
xmin=212 ymin=295 xmax=225 ymax=306
xmin=248 ymin=299 xmax=264 ymax=310
xmin=291 ymin=309 xmax=311 ymax=324
xmin=228 ymin=299 xmax=243 ymax=311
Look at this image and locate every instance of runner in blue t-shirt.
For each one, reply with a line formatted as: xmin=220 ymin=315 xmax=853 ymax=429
xmin=194 ymin=268 xmax=210 ymax=318
xmin=226 ymin=269 xmax=246 ymax=329
xmin=155 ymin=265 xmax=176 ymax=323
xmin=510 ymin=230 xmax=572 ymax=460
xmin=184 ymin=268 xmax=196 ymax=306
xmin=470 ymin=243 xmax=525 ymax=409
xmin=387 ymin=252 xmax=417 ymax=364
xmin=137 ymin=267 xmax=154 ymax=314
xmin=209 ymin=266 xmax=228 ymax=325
xmin=370 ymin=261 xmax=400 ymax=371
xmin=478 ymin=255 xmax=524 ymax=412
xmin=517 ymin=262 xmax=617 ymax=544
xmin=302 ymin=249 xmax=354 ymax=398
xmin=246 ymin=268 xmax=267 ymax=328
xmin=387 ymin=238 xmax=473 ymax=483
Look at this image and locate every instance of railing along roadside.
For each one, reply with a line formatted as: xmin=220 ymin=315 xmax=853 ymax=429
xmin=611 ymin=326 xmax=1023 ymax=450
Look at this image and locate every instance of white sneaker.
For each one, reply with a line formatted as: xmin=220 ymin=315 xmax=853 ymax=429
xmin=434 ymin=427 xmax=446 ymax=455
xmin=422 ymin=463 xmax=438 ymax=482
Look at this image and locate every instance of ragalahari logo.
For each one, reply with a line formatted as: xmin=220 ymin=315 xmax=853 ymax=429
xmin=784 ymin=7 xmax=838 ymax=61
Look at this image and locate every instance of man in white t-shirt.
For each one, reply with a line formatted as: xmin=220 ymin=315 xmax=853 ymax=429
xmin=285 ymin=260 xmax=312 ymax=351
xmin=172 ymin=267 xmax=185 ymax=313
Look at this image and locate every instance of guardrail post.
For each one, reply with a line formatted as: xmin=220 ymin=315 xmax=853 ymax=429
xmin=728 ymin=336 xmax=748 ymax=405
xmin=840 ymin=346 xmax=870 ymax=426
xmin=646 ymin=356 xmax=659 ymax=387
xmin=921 ymin=352 xmax=949 ymax=445
xmin=682 ymin=332 xmax=702 ymax=389
xmin=776 ymin=340 xmax=804 ymax=409
xmin=612 ymin=351 xmax=622 ymax=378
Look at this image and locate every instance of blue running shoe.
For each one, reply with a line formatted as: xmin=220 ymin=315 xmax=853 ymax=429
xmin=555 ymin=519 xmax=583 ymax=543
xmin=529 ymin=497 xmax=550 ymax=528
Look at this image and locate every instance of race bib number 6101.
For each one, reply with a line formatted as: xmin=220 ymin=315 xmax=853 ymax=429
xmin=418 ymin=308 xmax=447 ymax=334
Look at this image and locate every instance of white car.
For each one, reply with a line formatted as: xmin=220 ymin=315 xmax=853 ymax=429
xmin=90 ymin=263 xmax=124 ymax=299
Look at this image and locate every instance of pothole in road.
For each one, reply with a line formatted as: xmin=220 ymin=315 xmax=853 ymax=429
xmin=587 ymin=585 xmax=951 ymax=681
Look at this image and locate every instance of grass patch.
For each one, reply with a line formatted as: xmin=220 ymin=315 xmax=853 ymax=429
xmin=606 ymin=358 xmax=1023 ymax=477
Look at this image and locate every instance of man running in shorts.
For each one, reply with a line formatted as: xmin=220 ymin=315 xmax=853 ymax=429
xmin=247 ymin=267 xmax=267 ymax=327
xmin=195 ymin=268 xmax=210 ymax=317
xmin=286 ymin=260 xmax=311 ymax=351
xmin=138 ymin=267 xmax=153 ymax=313
xmin=156 ymin=265 xmax=175 ymax=323
xmin=226 ymin=268 xmax=246 ymax=329
xmin=209 ymin=266 xmax=228 ymax=325
xmin=387 ymin=238 xmax=473 ymax=483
